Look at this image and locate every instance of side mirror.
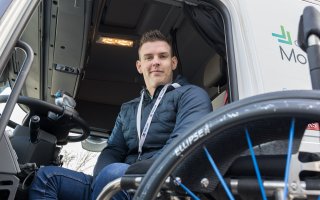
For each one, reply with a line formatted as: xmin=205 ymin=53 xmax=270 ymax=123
xmin=81 ymin=136 xmax=107 ymax=152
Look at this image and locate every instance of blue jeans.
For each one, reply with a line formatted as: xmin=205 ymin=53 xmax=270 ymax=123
xmin=29 ymin=163 xmax=131 ymax=200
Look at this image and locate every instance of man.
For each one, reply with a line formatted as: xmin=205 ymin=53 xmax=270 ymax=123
xmin=29 ymin=30 xmax=212 ymax=200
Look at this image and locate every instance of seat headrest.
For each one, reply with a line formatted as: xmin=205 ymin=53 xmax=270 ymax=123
xmin=203 ymin=54 xmax=226 ymax=88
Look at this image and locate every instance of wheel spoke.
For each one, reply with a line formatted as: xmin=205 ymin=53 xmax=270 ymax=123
xmin=172 ymin=177 xmax=200 ymax=200
xmin=283 ymin=118 xmax=296 ymax=199
xmin=203 ymin=146 xmax=235 ymax=200
xmin=245 ymin=128 xmax=267 ymax=200
xmin=171 ymin=177 xmax=200 ymax=200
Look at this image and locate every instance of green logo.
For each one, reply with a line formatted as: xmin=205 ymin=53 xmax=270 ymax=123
xmin=272 ymin=25 xmax=292 ymax=45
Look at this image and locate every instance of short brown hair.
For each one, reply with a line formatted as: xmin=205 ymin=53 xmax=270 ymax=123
xmin=138 ymin=30 xmax=173 ymax=55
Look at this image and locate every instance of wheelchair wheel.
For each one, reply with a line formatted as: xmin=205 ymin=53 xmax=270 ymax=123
xmin=134 ymin=90 xmax=320 ymax=200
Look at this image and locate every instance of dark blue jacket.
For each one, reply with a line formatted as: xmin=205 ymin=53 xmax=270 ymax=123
xmin=93 ymin=76 xmax=212 ymax=175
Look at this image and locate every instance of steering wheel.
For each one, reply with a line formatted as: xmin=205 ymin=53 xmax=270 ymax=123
xmin=133 ymin=90 xmax=320 ymax=199
xmin=0 ymin=95 xmax=90 ymax=143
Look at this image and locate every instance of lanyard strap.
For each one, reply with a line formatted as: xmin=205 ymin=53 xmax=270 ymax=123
xmin=136 ymin=84 xmax=170 ymax=155
xmin=136 ymin=83 xmax=181 ymax=159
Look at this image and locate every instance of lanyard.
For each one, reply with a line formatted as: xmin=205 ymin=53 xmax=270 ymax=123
xmin=136 ymin=83 xmax=181 ymax=160
xmin=136 ymin=84 xmax=169 ymax=159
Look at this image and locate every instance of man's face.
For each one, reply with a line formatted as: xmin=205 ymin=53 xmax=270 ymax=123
xmin=136 ymin=41 xmax=177 ymax=94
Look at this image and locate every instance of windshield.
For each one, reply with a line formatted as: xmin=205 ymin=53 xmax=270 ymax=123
xmin=0 ymin=0 xmax=12 ymax=19
xmin=0 ymin=84 xmax=26 ymax=124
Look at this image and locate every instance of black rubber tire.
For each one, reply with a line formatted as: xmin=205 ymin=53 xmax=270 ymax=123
xmin=134 ymin=90 xmax=320 ymax=199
